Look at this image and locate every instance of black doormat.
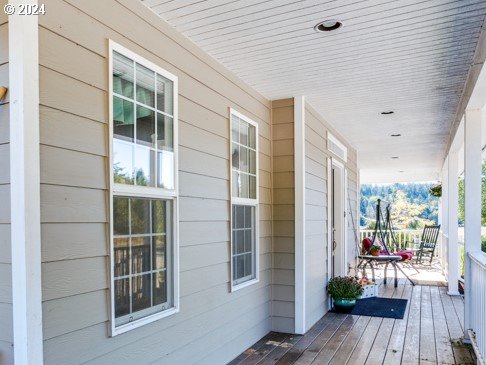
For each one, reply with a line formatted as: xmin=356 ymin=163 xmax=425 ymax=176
xmin=331 ymin=297 xmax=408 ymax=319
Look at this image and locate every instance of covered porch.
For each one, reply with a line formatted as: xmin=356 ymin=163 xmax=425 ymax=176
xmin=230 ymin=273 xmax=474 ymax=365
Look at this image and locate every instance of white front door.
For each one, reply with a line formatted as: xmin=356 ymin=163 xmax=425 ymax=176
xmin=330 ymin=159 xmax=346 ymax=277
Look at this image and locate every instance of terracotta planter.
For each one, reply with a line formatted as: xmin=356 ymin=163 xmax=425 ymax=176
xmin=370 ymin=250 xmax=380 ymax=256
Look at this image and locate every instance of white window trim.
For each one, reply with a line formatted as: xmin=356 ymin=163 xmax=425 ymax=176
xmin=327 ymin=132 xmax=348 ymax=162
xmin=229 ymin=108 xmax=260 ymax=292
xmin=108 ymin=40 xmax=179 ymax=336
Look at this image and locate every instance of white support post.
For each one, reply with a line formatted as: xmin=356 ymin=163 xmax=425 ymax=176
xmin=294 ymin=96 xmax=306 ymax=334
xmin=442 ymin=157 xmax=449 ymax=275
xmin=9 ymin=1 xmax=44 ymax=363
xmin=448 ymin=151 xmax=460 ymax=295
xmin=464 ymin=108 xmax=483 ymax=340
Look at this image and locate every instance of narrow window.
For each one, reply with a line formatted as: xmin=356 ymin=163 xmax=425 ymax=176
xmin=230 ymin=110 xmax=259 ymax=289
xmin=110 ymin=42 xmax=178 ymax=334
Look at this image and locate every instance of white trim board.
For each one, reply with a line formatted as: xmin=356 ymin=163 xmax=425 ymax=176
xmin=328 ymin=159 xmax=347 ymax=278
xmin=294 ymin=96 xmax=306 ymax=334
xmin=327 ymin=157 xmax=332 ymax=307
xmin=228 ymin=107 xmax=260 ymax=292
xmin=327 ymin=132 xmax=347 ymax=163
xmin=108 ymin=40 xmax=180 ymax=336
xmin=9 ymin=1 xmax=44 ymax=363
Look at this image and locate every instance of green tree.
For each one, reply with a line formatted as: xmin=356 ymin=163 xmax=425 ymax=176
xmin=390 ymin=191 xmax=433 ymax=229
xmin=458 ymin=159 xmax=486 ymax=226
xmin=360 ymin=182 xmax=439 ymax=229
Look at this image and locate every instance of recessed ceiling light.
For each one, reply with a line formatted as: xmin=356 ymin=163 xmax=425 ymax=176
xmin=399 ymin=170 xmax=404 ymax=173
xmin=314 ymin=19 xmax=342 ymax=32
xmin=391 ymin=134 xmax=401 ymax=137
xmin=391 ymin=156 xmax=399 ymax=159
xmin=381 ymin=111 xmax=394 ymax=115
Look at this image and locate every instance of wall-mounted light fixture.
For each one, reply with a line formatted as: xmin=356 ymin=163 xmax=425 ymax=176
xmin=0 ymin=87 xmax=7 ymax=102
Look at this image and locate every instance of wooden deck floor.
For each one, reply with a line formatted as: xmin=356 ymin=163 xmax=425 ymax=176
xmin=229 ymin=263 xmax=476 ymax=365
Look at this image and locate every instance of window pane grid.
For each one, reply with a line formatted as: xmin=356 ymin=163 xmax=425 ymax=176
xmin=231 ymin=204 xmax=255 ymax=285
xmin=113 ymin=92 xmax=174 ymax=118
xmin=115 ymin=268 xmax=166 ymax=281
xmin=113 ymin=197 xmax=171 ymax=325
xmin=231 ymin=169 xmax=257 ymax=178
xmin=112 ymin=48 xmax=177 ymax=330
xmin=231 ymin=113 xmax=257 ymax=200
xmin=231 ymin=140 xmax=257 ymax=152
xmin=230 ymin=111 xmax=258 ymax=288
xmin=115 ymin=233 xmax=166 ymax=239
xmin=113 ymin=53 xmax=175 ymax=190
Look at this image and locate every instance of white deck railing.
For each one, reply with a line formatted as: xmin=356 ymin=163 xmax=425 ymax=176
xmin=359 ymin=229 xmax=422 ymax=249
xmin=468 ymin=250 xmax=486 ymax=364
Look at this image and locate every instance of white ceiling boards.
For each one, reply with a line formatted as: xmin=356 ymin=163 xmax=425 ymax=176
xmin=142 ymin=0 xmax=486 ymax=183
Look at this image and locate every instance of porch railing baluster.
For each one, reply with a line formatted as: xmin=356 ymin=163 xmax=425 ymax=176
xmin=467 ymin=250 xmax=486 ymax=363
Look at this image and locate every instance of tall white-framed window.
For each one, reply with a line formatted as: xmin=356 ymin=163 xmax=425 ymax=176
xmin=109 ymin=41 xmax=179 ymax=335
xmin=230 ymin=108 xmax=259 ymax=290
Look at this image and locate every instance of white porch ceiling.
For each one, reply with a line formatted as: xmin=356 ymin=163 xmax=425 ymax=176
xmin=141 ymin=0 xmax=486 ymax=184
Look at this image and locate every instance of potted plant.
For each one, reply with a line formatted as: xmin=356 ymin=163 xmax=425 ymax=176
xmin=369 ymin=244 xmax=381 ymax=256
xmin=357 ymin=277 xmax=378 ymax=298
xmin=328 ymin=276 xmax=363 ymax=312
xmin=429 ymin=183 xmax=442 ymax=197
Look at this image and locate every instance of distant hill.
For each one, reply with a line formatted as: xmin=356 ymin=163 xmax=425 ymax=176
xmin=360 ymin=183 xmax=439 ymax=230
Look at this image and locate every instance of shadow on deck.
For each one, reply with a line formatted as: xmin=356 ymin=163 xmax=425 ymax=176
xmin=229 ymin=260 xmax=476 ymax=365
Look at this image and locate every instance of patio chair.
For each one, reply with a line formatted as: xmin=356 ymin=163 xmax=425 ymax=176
xmin=414 ymin=225 xmax=441 ymax=264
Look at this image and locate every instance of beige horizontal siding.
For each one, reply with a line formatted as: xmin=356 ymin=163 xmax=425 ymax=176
xmin=0 ymin=224 xmax=10 ymax=265
xmin=43 ymin=273 xmax=271 ymax=364
xmin=38 ymin=1 xmax=269 ymax=123
xmin=199 ymin=317 xmax=271 ymax=365
xmin=41 ymin=223 xmax=107 ymax=262
xmin=40 ymin=107 xmax=107 ymax=157
xmin=271 ymin=99 xmax=295 ymax=334
xmin=0 ymin=104 xmax=9 ymax=145
xmin=0 ymin=263 xmax=11 ymax=304
xmin=304 ymin=101 xmax=359 ymax=330
xmin=0 ymin=24 xmax=7 ymax=65
xmin=38 ymin=0 xmax=273 ymax=363
xmin=304 ymin=107 xmax=329 ymax=330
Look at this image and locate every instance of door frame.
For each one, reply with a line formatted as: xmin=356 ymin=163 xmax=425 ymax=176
xmin=327 ymin=157 xmax=348 ymax=279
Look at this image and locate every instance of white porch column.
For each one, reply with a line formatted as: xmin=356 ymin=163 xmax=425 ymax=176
xmin=441 ymin=157 xmax=449 ymax=275
xmin=294 ymin=96 xmax=306 ymax=334
xmin=447 ymin=151 xmax=460 ymax=295
xmin=464 ymin=108 xmax=483 ymax=340
xmin=9 ymin=1 xmax=44 ymax=363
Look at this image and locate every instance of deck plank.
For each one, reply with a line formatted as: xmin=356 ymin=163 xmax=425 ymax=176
xmin=229 ymin=333 xmax=281 ymax=365
xmin=325 ymin=315 xmax=371 ymax=364
xmin=364 ymin=283 xmax=405 ymax=365
xmin=450 ymin=295 xmax=465 ymax=331
xmin=420 ymin=286 xmax=437 ymax=364
xmin=401 ymin=285 xmax=422 ymax=365
xmin=232 ymin=261 xmax=467 ymax=365
xmin=346 ymin=317 xmax=382 ymax=365
xmin=256 ymin=334 xmax=302 ymax=365
xmin=439 ymin=287 xmax=475 ymax=364
xmin=383 ymin=284 xmax=413 ymax=365
xmin=239 ymin=332 xmax=289 ymax=365
xmin=291 ymin=314 xmax=348 ymax=365
xmin=275 ymin=313 xmax=338 ymax=365
xmin=430 ymin=286 xmax=455 ymax=365
xmin=302 ymin=315 xmax=357 ymax=365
